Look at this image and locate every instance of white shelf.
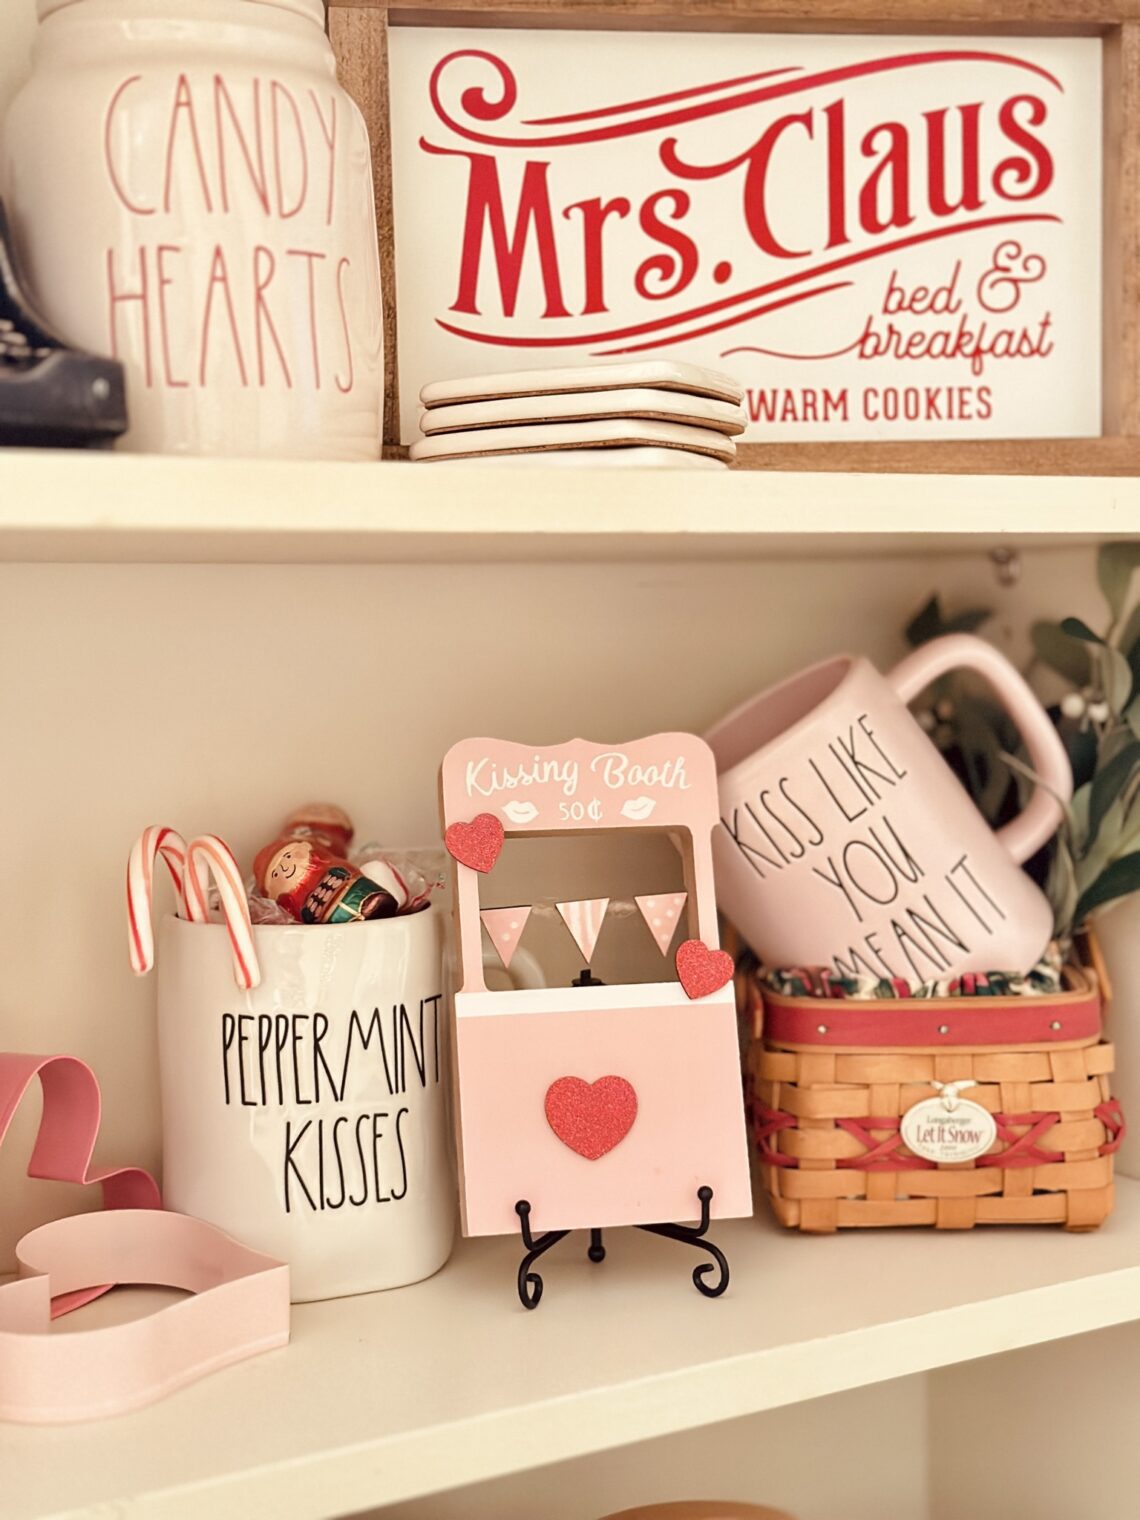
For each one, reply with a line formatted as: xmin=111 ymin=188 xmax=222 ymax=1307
xmin=6 ymin=1180 xmax=1140 ymax=1520
xmin=1 ymin=450 xmax=1139 ymax=563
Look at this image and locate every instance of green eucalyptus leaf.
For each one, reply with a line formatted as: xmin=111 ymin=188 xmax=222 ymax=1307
xmin=1061 ymin=616 xmax=1106 ymax=645
xmin=1069 ymin=781 xmax=1092 ymax=851
xmin=1075 ymin=850 xmax=1140 ymax=925
xmin=1113 ymin=795 xmax=1140 ymax=858
xmin=1075 ymin=795 xmax=1126 ymax=893
xmin=1047 ymin=832 xmax=1079 ymax=937
xmin=1032 ymin=622 xmax=1092 ymax=685
xmin=1000 ymin=750 xmax=1078 ymax=823
xmin=1103 ymin=646 xmax=1135 ymax=715
xmin=1087 ymin=740 xmax=1140 ymax=846
xmin=1115 ymin=596 xmax=1140 ymax=705
xmin=905 ymin=596 xmax=944 ymax=647
xmin=1100 ymin=727 xmax=1136 ymax=765
xmin=1066 ymin=724 xmax=1099 ymax=790
xmin=1118 ymin=600 xmax=1140 ymax=659
xmin=1097 ymin=543 xmax=1140 ymax=619
xmin=1079 ymin=793 xmax=1140 ymax=906
xmin=906 ymin=598 xmax=992 ymax=648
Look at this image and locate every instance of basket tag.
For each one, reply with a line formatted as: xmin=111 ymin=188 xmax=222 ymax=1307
xmin=901 ymin=1081 xmax=997 ymax=1164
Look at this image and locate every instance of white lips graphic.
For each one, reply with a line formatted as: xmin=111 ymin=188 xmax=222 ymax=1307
xmin=501 ymin=801 xmax=540 ymax=825
xmin=621 ymin=796 xmax=657 ymax=821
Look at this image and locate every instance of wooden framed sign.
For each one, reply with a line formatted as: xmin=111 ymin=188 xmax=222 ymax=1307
xmin=329 ymin=2 xmax=1140 ymax=474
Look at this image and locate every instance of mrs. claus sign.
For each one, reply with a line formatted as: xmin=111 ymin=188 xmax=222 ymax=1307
xmin=388 ymin=31 xmax=1102 ymax=443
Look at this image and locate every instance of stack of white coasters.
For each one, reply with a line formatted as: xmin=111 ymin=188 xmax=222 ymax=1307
xmin=411 ymin=360 xmax=745 ymax=467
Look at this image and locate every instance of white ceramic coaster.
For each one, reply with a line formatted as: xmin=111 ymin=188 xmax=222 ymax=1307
xmin=416 ymin=446 xmax=727 ymax=469
xmin=408 ymin=417 xmax=736 ymax=463
xmin=419 ymin=387 xmax=745 ymax=437
xmin=419 ymin=360 xmax=745 ymax=409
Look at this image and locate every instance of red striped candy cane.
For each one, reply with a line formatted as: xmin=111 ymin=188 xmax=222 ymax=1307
xmin=127 ymin=826 xmax=188 ymax=976
xmin=184 ymin=834 xmax=261 ymax=991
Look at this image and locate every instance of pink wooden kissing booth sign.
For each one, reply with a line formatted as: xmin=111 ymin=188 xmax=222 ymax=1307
xmin=441 ymin=734 xmax=753 ymax=1238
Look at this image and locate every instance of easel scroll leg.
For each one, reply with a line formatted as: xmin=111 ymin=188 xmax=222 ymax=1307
xmin=637 ymin=1185 xmax=730 ymax=1299
xmin=514 ymin=1200 xmax=569 ymax=1310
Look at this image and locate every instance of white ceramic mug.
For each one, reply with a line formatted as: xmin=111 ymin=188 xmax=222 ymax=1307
xmin=481 ymin=944 xmax=545 ymax=991
xmin=705 ymin=634 xmax=1072 ymax=982
xmin=156 ymin=906 xmax=452 ymax=1302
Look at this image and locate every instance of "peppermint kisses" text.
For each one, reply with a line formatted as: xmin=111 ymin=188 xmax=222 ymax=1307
xmin=220 ymin=997 xmax=443 ymax=1214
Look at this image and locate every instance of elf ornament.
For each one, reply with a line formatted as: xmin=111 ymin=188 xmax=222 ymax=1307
xmin=252 ymin=835 xmax=397 ymax=925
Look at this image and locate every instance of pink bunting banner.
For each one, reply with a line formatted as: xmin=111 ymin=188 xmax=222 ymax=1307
xmin=480 ymin=906 xmax=532 ymax=969
xmin=635 ymin=893 xmax=688 ymax=956
xmin=556 ymin=898 xmax=610 ymax=963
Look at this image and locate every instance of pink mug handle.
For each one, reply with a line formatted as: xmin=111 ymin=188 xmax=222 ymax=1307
xmin=887 ymin=633 xmax=1072 ymax=865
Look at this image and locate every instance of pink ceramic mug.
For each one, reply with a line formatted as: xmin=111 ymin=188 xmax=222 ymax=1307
xmin=705 ymin=635 xmax=1072 ymax=982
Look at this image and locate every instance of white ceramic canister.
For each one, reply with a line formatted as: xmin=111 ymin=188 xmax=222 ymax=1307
xmin=156 ymin=907 xmax=452 ymax=1301
xmin=2 ymin=0 xmax=383 ymax=457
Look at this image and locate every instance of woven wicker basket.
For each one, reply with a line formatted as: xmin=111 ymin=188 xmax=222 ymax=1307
xmin=743 ymin=945 xmax=1123 ymax=1233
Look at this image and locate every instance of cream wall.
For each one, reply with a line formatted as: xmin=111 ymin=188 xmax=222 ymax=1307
xmin=0 ymin=547 xmax=1104 ymax=1267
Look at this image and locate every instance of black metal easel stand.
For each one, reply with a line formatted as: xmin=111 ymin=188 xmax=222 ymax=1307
xmin=513 ymin=1185 xmax=729 ymax=1309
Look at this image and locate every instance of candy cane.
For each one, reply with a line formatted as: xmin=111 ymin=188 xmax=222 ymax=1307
xmin=184 ymin=834 xmax=261 ymax=991
xmin=127 ymin=826 xmax=189 ymax=976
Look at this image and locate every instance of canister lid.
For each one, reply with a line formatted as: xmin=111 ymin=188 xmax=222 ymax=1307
xmin=38 ymin=0 xmax=327 ymax=25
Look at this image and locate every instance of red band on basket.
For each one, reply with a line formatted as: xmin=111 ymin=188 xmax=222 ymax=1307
xmin=761 ymin=985 xmax=1101 ymax=1047
xmin=751 ymin=1099 xmax=1125 ymax=1172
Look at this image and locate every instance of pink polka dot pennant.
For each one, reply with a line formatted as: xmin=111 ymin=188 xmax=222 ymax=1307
xmin=634 ymin=892 xmax=688 ymax=956
xmin=479 ymin=906 xmax=532 ymax=970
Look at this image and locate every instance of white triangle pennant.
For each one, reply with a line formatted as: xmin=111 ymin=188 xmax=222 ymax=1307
xmin=635 ymin=893 xmax=688 ymax=956
xmin=556 ymin=898 xmax=610 ymax=963
xmin=480 ymin=906 xmax=532 ymax=970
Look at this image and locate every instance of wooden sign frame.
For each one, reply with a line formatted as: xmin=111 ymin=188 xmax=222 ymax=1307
xmin=328 ymin=0 xmax=1140 ymax=474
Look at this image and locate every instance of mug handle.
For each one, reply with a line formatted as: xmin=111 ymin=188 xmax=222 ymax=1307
xmin=481 ymin=945 xmax=546 ymax=990
xmin=886 ymin=632 xmax=1072 ymax=865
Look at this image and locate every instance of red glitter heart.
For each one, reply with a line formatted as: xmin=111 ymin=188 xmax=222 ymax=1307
xmin=444 ymin=813 xmax=504 ymax=874
xmin=544 ymin=1075 xmax=638 ymax=1160
xmin=676 ymin=939 xmax=734 ymax=1000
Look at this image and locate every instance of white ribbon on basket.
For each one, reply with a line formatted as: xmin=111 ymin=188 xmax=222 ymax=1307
xmin=930 ymin=1079 xmax=977 ymax=1112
